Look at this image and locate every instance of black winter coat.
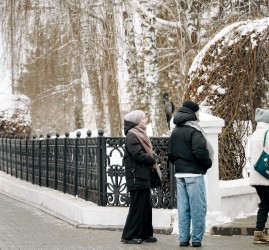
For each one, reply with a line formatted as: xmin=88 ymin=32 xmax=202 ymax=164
xmin=168 ymin=107 xmax=212 ymax=175
xmin=123 ymin=121 xmax=156 ymax=192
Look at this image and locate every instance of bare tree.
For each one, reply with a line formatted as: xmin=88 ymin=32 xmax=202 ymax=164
xmin=13 ymin=1 xmax=84 ymax=135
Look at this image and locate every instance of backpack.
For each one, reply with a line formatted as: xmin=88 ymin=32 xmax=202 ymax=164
xmin=164 ymin=100 xmax=173 ymax=115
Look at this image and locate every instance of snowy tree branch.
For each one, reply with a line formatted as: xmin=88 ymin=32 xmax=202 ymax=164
xmin=129 ymin=0 xmax=185 ymax=33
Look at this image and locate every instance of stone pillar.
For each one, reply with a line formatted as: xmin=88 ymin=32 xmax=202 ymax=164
xmin=199 ymin=112 xmax=224 ymax=212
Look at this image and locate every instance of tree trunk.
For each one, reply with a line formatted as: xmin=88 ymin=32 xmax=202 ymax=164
xmin=65 ymin=1 xmax=84 ymax=130
xmin=79 ymin=2 xmax=105 ymax=132
xmin=123 ymin=0 xmax=146 ymax=111
xmin=101 ymin=0 xmax=122 ymax=136
xmin=140 ymin=0 xmax=166 ymax=136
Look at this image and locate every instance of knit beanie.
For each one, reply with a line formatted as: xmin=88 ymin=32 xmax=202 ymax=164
xmin=124 ymin=110 xmax=145 ymax=125
xmin=182 ymin=100 xmax=199 ymax=112
xmin=255 ymin=108 xmax=269 ymax=124
xmin=163 ymin=92 xmax=169 ymax=99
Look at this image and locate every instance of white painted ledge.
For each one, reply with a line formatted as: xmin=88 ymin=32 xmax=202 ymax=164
xmin=0 ymin=171 xmax=173 ymax=232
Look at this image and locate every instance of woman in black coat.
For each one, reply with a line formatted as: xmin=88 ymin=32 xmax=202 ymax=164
xmin=121 ymin=110 xmax=157 ymax=244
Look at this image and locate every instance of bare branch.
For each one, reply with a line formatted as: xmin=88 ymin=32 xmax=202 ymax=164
xmin=130 ymin=0 xmax=185 ymax=33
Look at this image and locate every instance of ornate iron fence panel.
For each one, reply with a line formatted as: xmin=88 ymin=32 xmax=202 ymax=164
xmin=85 ymin=137 xmax=99 ymax=204
xmin=1 ymin=138 xmax=8 ymax=173
xmin=5 ymin=138 xmax=11 ymax=175
xmin=65 ymin=138 xmax=75 ymax=196
xmin=46 ymin=138 xmax=55 ymax=189
xmin=0 ymin=139 xmax=3 ymax=171
xmin=103 ymin=137 xmax=126 ymax=206
xmin=32 ymin=139 xmax=40 ymax=184
xmin=100 ymin=136 xmax=175 ymax=208
xmin=9 ymin=139 xmax=16 ymax=177
xmin=27 ymin=139 xmax=34 ymax=184
xmin=151 ymin=137 xmax=176 ymax=209
xmin=76 ymin=137 xmax=86 ymax=199
xmin=39 ymin=139 xmax=48 ymax=187
xmin=20 ymin=139 xmax=28 ymax=181
xmin=56 ymin=137 xmax=66 ymax=193
xmin=14 ymin=139 xmax=21 ymax=178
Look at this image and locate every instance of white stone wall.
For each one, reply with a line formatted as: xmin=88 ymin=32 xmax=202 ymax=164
xmin=200 ymin=113 xmax=258 ymax=219
xmin=200 ymin=112 xmax=224 ymax=212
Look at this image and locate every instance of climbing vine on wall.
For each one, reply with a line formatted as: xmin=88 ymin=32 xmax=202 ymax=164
xmin=184 ymin=18 xmax=269 ymax=180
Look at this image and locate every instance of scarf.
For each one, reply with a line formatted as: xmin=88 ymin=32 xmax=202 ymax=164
xmin=184 ymin=121 xmax=214 ymax=162
xmin=129 ymin=126 xmax=153 ymax=156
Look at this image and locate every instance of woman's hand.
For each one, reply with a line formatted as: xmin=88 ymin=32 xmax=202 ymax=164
xmin=152 ymin=163 xmax=159 ymax=170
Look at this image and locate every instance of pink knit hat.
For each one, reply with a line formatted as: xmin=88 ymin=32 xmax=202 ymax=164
xmin=124 ymin=110 xmax=145 ymax=125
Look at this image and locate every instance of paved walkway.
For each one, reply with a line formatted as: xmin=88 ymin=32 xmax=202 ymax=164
xmin=1 ymin=171 xmax=269 ymax=249
xmin=0 ymin=192 xmax=268 ymax=250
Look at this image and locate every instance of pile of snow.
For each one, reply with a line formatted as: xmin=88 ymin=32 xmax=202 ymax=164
xmin=0 ymin=94 xmax=31 ymax=137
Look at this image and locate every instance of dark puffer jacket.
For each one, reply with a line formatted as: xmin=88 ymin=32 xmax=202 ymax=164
xmin=123 ymin=120 xmax=156 ymax=192
xmin=168 ymin=107 xmax=212 ymax=174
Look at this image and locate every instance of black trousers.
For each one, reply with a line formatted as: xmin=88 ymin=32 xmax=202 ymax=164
xmin=254 ymin=185 xmax=269 ymax=231
xmin=166 ymin=114 xmax=172 ymax=130
xmin=121 ymin=188 xmax=153 ymax=240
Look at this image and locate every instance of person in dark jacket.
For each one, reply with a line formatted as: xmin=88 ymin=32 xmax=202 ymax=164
xmin=121 ymin=110 xmax=157 ymax=244
xmin=168 ymin=100 xmax=214 ymax=248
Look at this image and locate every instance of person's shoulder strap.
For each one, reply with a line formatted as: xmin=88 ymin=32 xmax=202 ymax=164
xmin=263 ymin=130 xmax=269 ymax=147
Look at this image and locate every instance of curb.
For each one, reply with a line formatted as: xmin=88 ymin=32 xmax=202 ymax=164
xmin=211 ymin=226 xmax=256 ymax=236
xmin=211 ymin=215 xmax=269 ymax=236
xmin=77 ymin=225 xmax=173 ymax=235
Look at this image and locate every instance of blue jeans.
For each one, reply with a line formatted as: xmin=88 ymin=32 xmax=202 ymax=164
xmin=176 ymin=176 xmax=207 ymax=243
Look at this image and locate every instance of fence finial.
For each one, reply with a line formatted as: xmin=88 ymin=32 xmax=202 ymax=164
xmin=76 ymin=131 xmax=81 ymax=138
xmin=87 ymin=130 xmax=92 ymax=137
xmin=98 ymin=129 xmax=104 ymax=136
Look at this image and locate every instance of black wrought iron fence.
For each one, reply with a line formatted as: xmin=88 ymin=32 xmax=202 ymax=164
xmin=0 ymin=130 xmax=176 ymax=209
